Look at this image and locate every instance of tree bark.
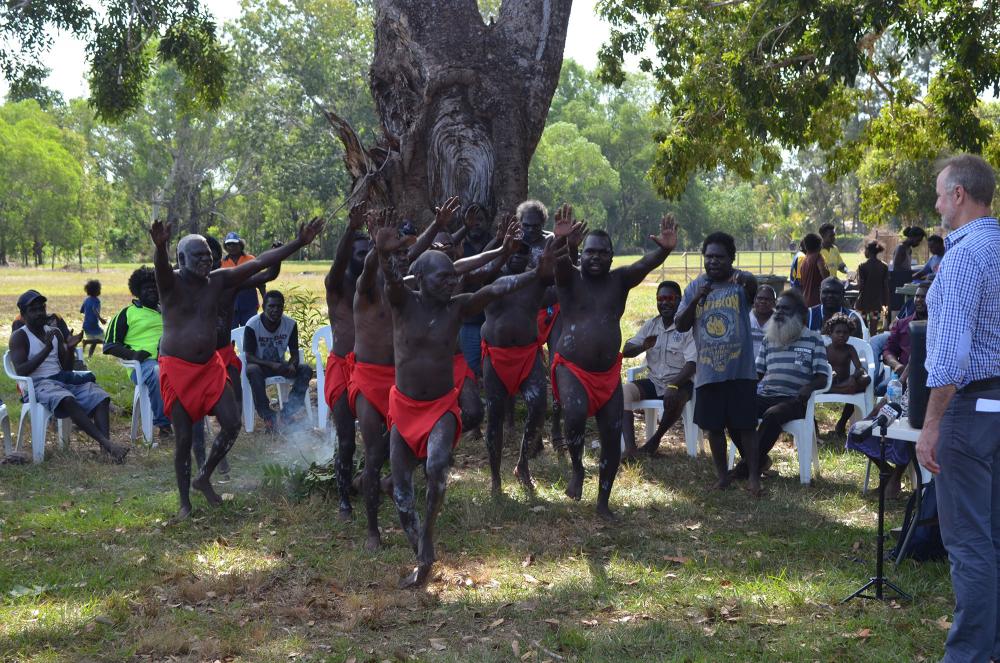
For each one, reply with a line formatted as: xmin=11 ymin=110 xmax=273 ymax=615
xmin=331 ymin=0 xmax=572 ymax=225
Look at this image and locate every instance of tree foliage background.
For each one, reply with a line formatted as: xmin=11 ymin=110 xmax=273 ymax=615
xmin=3 ymin=0 xmax=1000 ymax=265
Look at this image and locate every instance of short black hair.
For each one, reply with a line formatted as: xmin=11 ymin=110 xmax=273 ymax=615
xmin=818 ymin=223 xmax=835 ymax=236
xmin=657 ymin=280 xmax=681 ymax=296
xmin=205 ymin=235 xmax=223 ymax=263
xmin=864 ymin=241 xmax=884 ymax=254
xmin=263 ymin=290 xmax=285 ymax=306
xmin=802 ymin=233 xmax=822 ymax=252
xmin=822 ymin=312 xmax=857 ymax=336
xmin=702 ymin=232 xmax=736 ymax=259
xmin=756 ymin=284 xmax=776 ymax=299
xmin=927 ymin=234 xmax=944 ymax=245
xmin=127 ymin=266 xmax=156 ymax=298
xmin=902 ymin=226 xmax=926 ymax=240
xmin=84 ymin=280 xmax=101 ymax=296
xmin=584 ymin=229 xmax=614 ymax=252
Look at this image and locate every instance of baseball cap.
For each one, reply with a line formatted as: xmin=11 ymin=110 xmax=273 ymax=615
xmin=16 ymin=289 xmax=46 ymax=311
xmin=223 ymin=231 xmax=244 ymax=245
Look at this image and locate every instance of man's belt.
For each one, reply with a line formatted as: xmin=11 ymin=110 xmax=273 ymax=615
xmin=958 ymin=377 xmax=1000 ymax=394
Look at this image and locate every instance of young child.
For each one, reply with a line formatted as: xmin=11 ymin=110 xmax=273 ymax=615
xmin=823 ymin=312 xmax=871 ymax=435
xmin=80 ymin=280 xmax=106 ymax=357
xmin=854 ymin=241 xmax=889 ymax=335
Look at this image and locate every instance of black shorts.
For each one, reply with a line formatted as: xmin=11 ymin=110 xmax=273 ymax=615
xmin=694 ymin=379 xmax=757 ymax=432
xmin=634 ymin=378 xmax=693 ymax=402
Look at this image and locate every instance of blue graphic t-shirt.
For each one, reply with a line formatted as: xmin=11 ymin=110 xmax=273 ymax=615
xmin=681 ymin=272 xmax=756 ymax=387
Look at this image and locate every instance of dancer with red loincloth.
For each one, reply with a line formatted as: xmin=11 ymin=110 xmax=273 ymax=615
xmin=549 ymin=205 xmax=678 ymax=519
xmin=151 ymin=217 xmax=324 ymax=521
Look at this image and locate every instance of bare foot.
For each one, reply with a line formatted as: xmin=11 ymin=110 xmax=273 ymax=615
xmin=596 ymin=504 xmax=617 ymax=521
xmin=565 ymin=470 xmax=584 ymax=501
xmin=747 ymin=478 xmax=765 ymax=498
xmin=168 ymin=505 xmax=192 ymax=524
xmin=513 ymin=464 xmax=535 ymax=494
xmin=399 ymin=563 xmax=433 ymax=589
xmin=192 ymin=476 xmax=223 ymax=506
xmin=365 ymin=532 xmax=382 ymax=552
xmin=710 ymin=476 xmax=733 ymax=491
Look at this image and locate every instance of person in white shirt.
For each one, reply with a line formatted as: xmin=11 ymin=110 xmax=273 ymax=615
xmin=622 ymin=281 xmax=697 ymax=457
xmin=749 ymin=285 xmax=776 ymax=358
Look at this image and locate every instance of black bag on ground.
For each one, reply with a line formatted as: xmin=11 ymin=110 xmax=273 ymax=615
xmin=891 ymin=478 xmax=946 ymax=563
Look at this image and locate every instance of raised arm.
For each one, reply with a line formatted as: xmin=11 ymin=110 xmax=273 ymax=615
xmin=149 ymin=220 xmax=175 ymax=293
xmin=454 ymin=220 xmax=521 ymax=275
xmin=460 ymin=238 xmax=566 ymax=317
xmin=407 ymin=196 xmax=460 ymax=261
xmin=620 ymin=214 xmax=678 ymax=289
xmin=220 ymin=217 xmax=324 ymax=288
xmin=325 ymin=202 xmax=368 ymax=295
xmin=376 ymin=227 xmax=413 ymax=308
xmin=551 ymin=205 xmax=585 ymax=288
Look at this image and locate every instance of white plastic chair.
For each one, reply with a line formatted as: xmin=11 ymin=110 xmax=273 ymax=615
xmin=312 ymin=325 xmax=333 ymax=430
xmin=729 ymin=372 xmax=833 ymax=484
xmin=231 ymin=327 xmax=313 ymax=433
xmin=815 ymin=336 xmax=876 ymax=426
xmin=0 ymin=402 xmax=11 ymax=457
xmin=624 ymin=363 xmax=702 ymax=456
xmin=3 ymin=351 xmax=70 ymax=463
xmin=851 ymin=310 xmax=871 ymax=342
xmin=118 ymin=359 xmax=154 ymax=445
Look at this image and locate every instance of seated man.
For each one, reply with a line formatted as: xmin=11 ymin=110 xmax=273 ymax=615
xmin=9 ymin=290 xmax=128 ymax=462
xmin=749 ymin=285 xmax=776 ymax=358
xmin=243 ymin=290 xmax=312 ymax=429
xmin=102 ymin=267 xmax=171 ymax=438
xmin=621 ymin=280 xmax=696 ymax=457
xmin=732 ymin=289 xmax=830 ymax=481
xmin=882 ymin=282 xmax=929 ymax=385
xmin=806 ymin=277 xmax=864 ymax=338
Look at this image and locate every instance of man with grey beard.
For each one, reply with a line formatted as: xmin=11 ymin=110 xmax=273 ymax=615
xmin=731 ymin=289 xmax=830 ymax=482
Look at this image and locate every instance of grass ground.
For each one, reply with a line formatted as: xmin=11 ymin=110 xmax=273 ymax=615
xmin=0 ymin=261 xmax=952 ymax=663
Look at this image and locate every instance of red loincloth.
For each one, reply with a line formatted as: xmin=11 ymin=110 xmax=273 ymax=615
xmin=216 ymin=342 xmax=242 ymax=372
xmin=550 ymin=352 xmax=623 ymax=417
xmin=159 ymin=353 xmax=228 ymax=422
xmin=537 ymin=304 xmax=561 ymax=345
xmin=324 ymin=351 xmax=354 ymax=409
xmin=348 ymin=359 xmax=395 ymax=421
xmin=453 ymin=353 xmax=475 ymax=387
xmin=388 ymin=386 xmax=462 ymax=459
xmin=481 ymin=340 xmax=539 ymax=396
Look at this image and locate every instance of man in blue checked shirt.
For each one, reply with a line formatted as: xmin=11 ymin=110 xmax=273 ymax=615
xmin=917 ymin=154 xmax=1000 ymax=663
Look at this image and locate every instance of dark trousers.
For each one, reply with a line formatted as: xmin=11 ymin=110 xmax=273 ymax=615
xmin=245 ymin=363 xmax=312 ymax=421
xmin=936 ymin=386 xmax=1000 ymax=662
xmin=734 ymin=394 xmax=805 ymax=465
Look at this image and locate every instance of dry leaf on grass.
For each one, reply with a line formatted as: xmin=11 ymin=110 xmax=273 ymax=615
xmin=429 ymin=638 xmax=447 ymax=651
xmin=663 ymin=555 xmax=689 ymax=565
xmin=523 ymin=574 xmax=540 ymax=584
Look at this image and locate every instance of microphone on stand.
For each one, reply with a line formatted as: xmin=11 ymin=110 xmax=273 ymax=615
xmin=850 ymin=401 xmax=903 ymax=438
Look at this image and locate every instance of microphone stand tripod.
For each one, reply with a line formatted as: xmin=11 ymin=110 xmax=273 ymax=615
xmin=842 ymin=419 xmax=911 ymax=603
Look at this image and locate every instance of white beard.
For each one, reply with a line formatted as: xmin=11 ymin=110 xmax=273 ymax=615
xmin=764 ymin=315 xmax=805 ymax=348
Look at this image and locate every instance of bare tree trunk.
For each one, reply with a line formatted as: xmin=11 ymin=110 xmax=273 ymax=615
xmin=331 ymin=0 xmax=572 ymax=225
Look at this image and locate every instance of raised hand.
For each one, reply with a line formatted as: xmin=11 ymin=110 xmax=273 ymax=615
xmin=297 ymin=216 xmax=326 ymax=245
xmin=366 ymin=207 xmax=394 ymax=238
xmin=553 ymin=203 xmax=575 ymax=238
xmin=375 ymin=226 xmax=409 ymax=253
xmin=495 ymin=212 xmax=515 ymax=243
xmin=502 ymin=220 xmax=523 ymax=254
xmin=434 ymin=196 xmax=461 ymax=228
xmin=149 ymin=219 xmax=173 ymax=247
xmin=348 ymin=202 xmax=368 ymax=231
xmin=650 ymin=213 xmax=678 ymax=252
xmin=66 ymin=329 xmax=83 ymax=348
xmin=537 ymin=236 xmax=569 ymax=277
xmin=567 ymin=220 xmax=590 ymax=249
xmin=463 ymin=205 xmax=480 ymax=231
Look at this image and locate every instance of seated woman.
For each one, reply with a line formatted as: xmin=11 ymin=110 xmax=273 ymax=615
xmin=823 ymin=313 xmax=870 ymax=436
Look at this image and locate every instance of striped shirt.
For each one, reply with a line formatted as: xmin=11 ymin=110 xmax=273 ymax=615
xmin=755 ymin=329 xmax=831 ymax=398
xmin=926 ymin=216 xmax=1000 ymax=389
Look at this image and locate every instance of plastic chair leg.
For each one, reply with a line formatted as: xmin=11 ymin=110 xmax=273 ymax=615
xmin=241 ymin=375 xmax=255 ymax=433
xmin=30 ymin=406 xmax=47 ymax=463
xmin=1 ymin=410 xmax=11 ymax=456
xmin=796 ymin=430 xmax=812 ymax=484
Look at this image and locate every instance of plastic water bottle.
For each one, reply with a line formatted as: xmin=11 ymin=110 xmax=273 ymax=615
xmin=887 ymin=378 xmax=903 ymax=404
